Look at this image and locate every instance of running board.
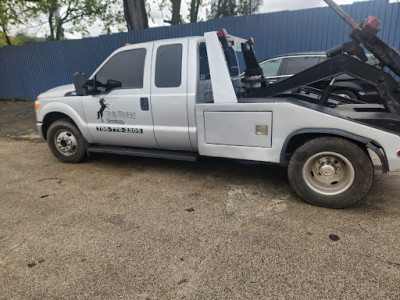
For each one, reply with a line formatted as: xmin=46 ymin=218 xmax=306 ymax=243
xmin=87 ymin=145 xmax=198 ymax=162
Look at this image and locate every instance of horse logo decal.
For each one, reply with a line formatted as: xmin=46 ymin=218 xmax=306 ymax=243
xmin=97 ymin=98 xmax=109 ymax=122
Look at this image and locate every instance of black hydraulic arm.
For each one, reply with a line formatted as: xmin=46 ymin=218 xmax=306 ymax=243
xmin=251 ymin=0 xmax=400 ymax=114
xmin=324 ymin=0 xmax=400 ymax=77
xmin=324 ymin=0 xmax=359 ymax=28
xmin=253 ymin=54 xmax=400 ymax=113
xmin=241 ymin=40 xmax=263 ymax=77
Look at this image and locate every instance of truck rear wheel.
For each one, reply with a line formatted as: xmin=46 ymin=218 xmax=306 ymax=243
xmin=288 ymin=137 xmax=373 ymax=208
xmin=47 ymin=120 xmax=87 ymax=163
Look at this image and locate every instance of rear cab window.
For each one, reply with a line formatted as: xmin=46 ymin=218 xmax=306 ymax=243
xmin=198 ymin=42 xmax=214 ymax=103
xmin=155 ymin=44 xmax=183 ymax=88
xmin=199 ymin=42 xmax=210 ymax=80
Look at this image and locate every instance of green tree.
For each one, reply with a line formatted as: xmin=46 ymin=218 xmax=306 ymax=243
xmin=34 ymin=0 xmax=125 ymax=40
xmin=0 ymin=1 xmax=33 ymax=45
xmin=207 ymin=0 xmax=263 ymax=19
xmin=14 ymin=32 xmax=45 ymax=44
xmin=0 ymin=32 xmax=45 ymax=47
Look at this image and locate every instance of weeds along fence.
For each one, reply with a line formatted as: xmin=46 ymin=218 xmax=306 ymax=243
xmin=0 ymin=0 xmax=399 ymax=100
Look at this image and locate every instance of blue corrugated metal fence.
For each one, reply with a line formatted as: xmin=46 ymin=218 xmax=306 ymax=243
xmin=0 ymin=0 xmax=399 ymax=100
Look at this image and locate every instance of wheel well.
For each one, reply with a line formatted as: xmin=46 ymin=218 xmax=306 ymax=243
xmin=41 ymin=112 xmax=77 ymax=140
xmin=282 ymin=133 xmax=372 ymax=164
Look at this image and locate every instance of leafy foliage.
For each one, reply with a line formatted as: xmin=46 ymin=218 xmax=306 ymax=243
xmin=207 ymin=0 xmax=263 ymax=19
xmin=34 ymin=0 xmax=125 ymax=40
xmin=0 ymin=0 xmax=36 ymax=45
xmin=1 ymin=0 xmax=266 ymax=45
xmin=15 ymin=32 xmax=46 ymax=44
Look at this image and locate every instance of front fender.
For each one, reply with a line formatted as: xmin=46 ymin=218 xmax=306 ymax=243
xmin=37 ymin=100 xmax=93 ymax=142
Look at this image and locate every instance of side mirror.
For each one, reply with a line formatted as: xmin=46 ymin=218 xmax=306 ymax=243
xmin=106 ymin=79 xmax=122 ymax=92
xmin=73 ymin=72 xmax=88 ymax=96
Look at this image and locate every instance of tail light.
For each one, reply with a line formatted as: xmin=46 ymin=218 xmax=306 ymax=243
xmin=366 ymin=16 xmax=380 ymax=29
xmin=218 ymin=28 xmax=228 ymax=39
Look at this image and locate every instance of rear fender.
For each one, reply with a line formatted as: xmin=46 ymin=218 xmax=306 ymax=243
xmin=280 ymin=128 xmax=389 ymax=173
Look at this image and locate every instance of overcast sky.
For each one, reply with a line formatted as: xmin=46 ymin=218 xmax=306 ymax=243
xmin=150 ymin=0 xmax=369 ymax=27
xmin=260 ymin=0 xmax=367 ymax=12
xmin=12 ymin=0 xmax=386 ymax=39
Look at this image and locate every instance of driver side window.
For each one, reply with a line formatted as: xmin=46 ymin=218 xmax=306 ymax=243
xmin=95 ymin=48 xmax=146 ymax=92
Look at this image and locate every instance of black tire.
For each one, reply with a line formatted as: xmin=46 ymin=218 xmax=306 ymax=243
xmin=288 ymin=137 xmax=373 ymax=209
xmin=333 ymin=89 xmax=358 ymax=100
xmin=46 ymin=119 xmax=87 ymax=163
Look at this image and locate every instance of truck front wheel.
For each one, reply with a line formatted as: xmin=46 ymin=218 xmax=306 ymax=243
xmin=47 ymin=120 xmax=87 ymax=163
xmin=288 ymin=137 xmax=373 ymax=208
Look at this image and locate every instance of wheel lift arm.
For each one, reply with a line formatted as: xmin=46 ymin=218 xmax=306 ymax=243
xmin=251 ymin=0 xmax=400 ymax=114
xmin=253 ymin=54 xmax=400 ymax=113
xmin=324 ymin=0 xmax=400 ymax=78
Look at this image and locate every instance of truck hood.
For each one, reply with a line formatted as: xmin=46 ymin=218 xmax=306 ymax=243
xmin=37 ymin=84 xmax=75 ymax=99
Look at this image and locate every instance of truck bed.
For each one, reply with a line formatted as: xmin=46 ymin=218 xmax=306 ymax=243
xmin=239 ymin=96 xmax=400 ymax=135
xmin=195 ymin=97 xmax=400 ymax=172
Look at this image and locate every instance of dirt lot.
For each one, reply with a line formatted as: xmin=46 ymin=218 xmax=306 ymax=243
xmin=0 ymin=100 xmax=40 ymax=142
xmin=1 ymin=100 xmax=400 ymax=299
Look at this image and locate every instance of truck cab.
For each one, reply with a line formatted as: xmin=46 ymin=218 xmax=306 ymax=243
xmin=83 ymin=38 xmax=195 ymax=151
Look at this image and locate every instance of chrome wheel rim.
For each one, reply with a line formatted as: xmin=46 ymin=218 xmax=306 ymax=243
xmin=302 ymin=152 xmax=355 ymax=196
xmin=54 ymin=130 xmax=78 ymax=156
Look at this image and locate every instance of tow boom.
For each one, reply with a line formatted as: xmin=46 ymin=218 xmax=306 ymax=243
xmin=324 ymin=0 xmax=400 ymax=77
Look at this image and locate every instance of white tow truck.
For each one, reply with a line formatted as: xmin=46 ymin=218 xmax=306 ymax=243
xmin=35 ymin=7 xmax=400 ymax=208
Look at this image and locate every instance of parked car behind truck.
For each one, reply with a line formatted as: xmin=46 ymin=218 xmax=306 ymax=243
xmin=260 ymin=52 xmax=380 ymax=102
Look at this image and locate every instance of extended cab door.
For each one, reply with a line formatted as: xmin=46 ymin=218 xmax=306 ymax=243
xmin=82 ymin=44 xmax=157 ymax=148
xmin=150 ymin=39 xmax=193 ymax=151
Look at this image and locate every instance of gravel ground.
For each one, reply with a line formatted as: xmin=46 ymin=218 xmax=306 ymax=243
xmin=0 ymin=100 xmax=40 ymax=142
xmin=0 ymin=100 xmax=400 ymax=299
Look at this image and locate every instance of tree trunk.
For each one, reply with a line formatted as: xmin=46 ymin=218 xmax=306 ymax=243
xmin=55 ymin=21 xmax=64 ymax=40
xmin=5 ymin=34 xmax=11 ymax=45
xmin=47 ymin=0 xmax=60 ymax=41
xmin=48 ymin=12 xmax=55 ymax=40
xmin=54 ymin=7 xmax=64 ymax=40
xmin=217 ymin=0 xmax=221 ymax=18
xmin=189 ymin=0 xmax=201 ymax=23
xmin=170 ymin=0 xmax=182 ymax=25
xmin=1 ymin=26 xmax=12 ymax=45
xmin=123 ymin=0 xmax=149 ymax=31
